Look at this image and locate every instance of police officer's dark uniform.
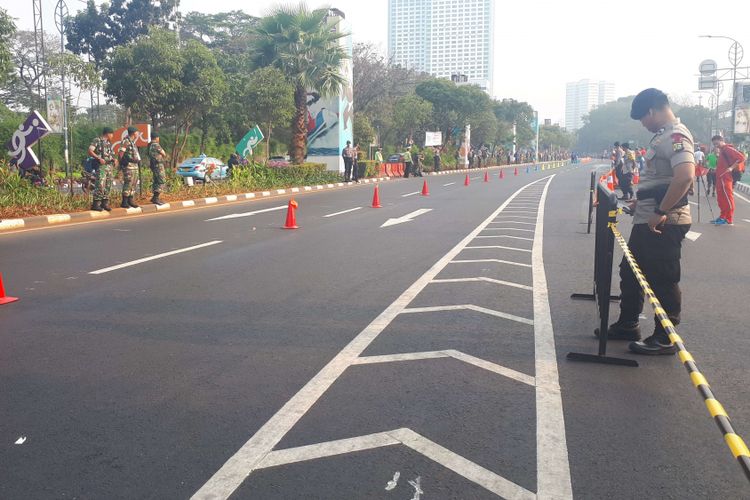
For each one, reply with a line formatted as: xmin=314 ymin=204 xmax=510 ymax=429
xmin=600 ymin=89 xmax=694 ymax=355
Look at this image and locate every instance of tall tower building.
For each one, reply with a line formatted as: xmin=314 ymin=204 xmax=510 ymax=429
xmin=388 ymin=0 xmax=495 ymax=93
xmin=565 ymin=79 xmax=616 ymax=131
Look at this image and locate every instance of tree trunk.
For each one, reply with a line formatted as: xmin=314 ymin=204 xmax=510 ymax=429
xmin=125 ymin=106 xmax=132 ymax=126
xmin=199 ymin=119 xmax=208 ymax=155
xmin=266 ymin=122 xmax=272 ymax=161
xmin=290 ymin=84 xmax=307 ymax=164
xmin=176 ymin=121 xmax=191 ymax=165
xmin=170 ymin=127 xmax=181 ymax=170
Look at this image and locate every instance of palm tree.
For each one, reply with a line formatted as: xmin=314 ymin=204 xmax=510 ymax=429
xmin=253 ymin=4 xmax=349 ymax=164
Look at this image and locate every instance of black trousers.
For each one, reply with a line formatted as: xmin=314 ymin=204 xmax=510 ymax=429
xmin=343 ymin=158 xmax=353 ymax=181
xmin=404 ymin=162 xmax=412 ymax=178
xmin=620 ymin=172 xmax=634 ymax=199
xmin=707 ymin=171 xmax=716 ymax=191
xmin=618 ymin=223 xmax=690 ymax=338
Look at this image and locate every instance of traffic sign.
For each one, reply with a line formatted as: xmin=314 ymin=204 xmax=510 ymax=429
xmin=699 ymin=59 xmax=718 ymax=75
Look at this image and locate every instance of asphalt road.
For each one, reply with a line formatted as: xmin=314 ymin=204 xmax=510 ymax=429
xmin=1 ymin=164 xmax=749 ymax=499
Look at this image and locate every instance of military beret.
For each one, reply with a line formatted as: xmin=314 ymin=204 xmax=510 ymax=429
xmin=127 ymin=126 xmax=138 ymax=135
xmin=151 ymin=131 xmax=159 ymax=139
xmin=630 ymin=88 xmax=669 ymax=120
xmin=103 ymin=126 xmax=114 ymax=134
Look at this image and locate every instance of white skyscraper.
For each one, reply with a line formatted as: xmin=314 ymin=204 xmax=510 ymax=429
xmin=565 ymin=79 xmax=616 ymax=131
xmin=388 ymin=0 xmax=495 ymax=93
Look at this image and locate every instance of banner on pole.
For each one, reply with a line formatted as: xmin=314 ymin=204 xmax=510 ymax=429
xmin=425 ymin=131 xmax=442 ymax=147
xmin=5 ymin=110 xmax=52 ymax=170
xmin=46 ymin=96 xmax=64 ymax=133
xmin=112 ymin=124 xmax=151 ymax=154
xmin=236 ymin=125 xmax=264 ymax=157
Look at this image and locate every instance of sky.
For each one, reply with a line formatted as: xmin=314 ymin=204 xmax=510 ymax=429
xmin=5 ymin=0 xmax=749 ymax=124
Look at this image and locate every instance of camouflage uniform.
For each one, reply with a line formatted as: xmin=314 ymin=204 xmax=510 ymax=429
xmin=120 ymin=136 xmax=140 ymax=197
xmin=148 ymin=141 xmax=167 ymax=194
xmin=91 ymin=136 xmax=115 ymax=202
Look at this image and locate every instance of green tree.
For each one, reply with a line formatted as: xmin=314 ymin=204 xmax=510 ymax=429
xmin=0 ymin=7 xmax=15 ymax=87
xmin=392 ymin=93 xmax=433 ymax=145
xmin=493 ymin=99 xmax=536 ymax=147
xmin=538 ymin=124 xmax=574 ymax=151
xmin=253 ymin=5 xmax=349 ymax=164
xmin=243 ymin=66 xmax=295 ymax=160
xmin=353 ymin=112 xmax=376 ymax=147
xmin=676 ymin=105 xmax=712 ymax=145
xmin=469 ymin=109 xmax=498 ymax=148
xmin=576 ymin=97 xmax=652 ymax=153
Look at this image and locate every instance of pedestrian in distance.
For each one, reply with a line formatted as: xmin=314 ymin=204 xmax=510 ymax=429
xmin=148 ymin=132 xmax=168 ymax=206
xmin=88 ymin=126 xmax=116 ymax=212
xmin=375 ymin=147 xmax=384 ymax=169
xmin=342 ymin=140 xmax=355 ymax=182
xmin=612 ymin=141 xmax=624 ymax=186
xmin=433 ymin=146 xmax=442 ymax=172
xmin=706 ymin=146 xmax=718 ymax=196
xmin=710 ymin=135 xmax=746 ymax=225
xmin=598 ymin=88 xmax=695 ymax=355
xmin=619 ymin=142 xmax=636 ymax=200
xmin=402 ymin=147 xmax=413 ymax=178
xmin=118 ymin=126 xmax=141 ymax=208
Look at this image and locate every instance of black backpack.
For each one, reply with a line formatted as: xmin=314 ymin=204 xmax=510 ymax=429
xmin=83 ymin=157 xmax=99 ymax=174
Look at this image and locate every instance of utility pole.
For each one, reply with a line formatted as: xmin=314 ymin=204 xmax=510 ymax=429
xmin=534 ymin=111 xmax=539 ymax=164
xmin=32 ymin=0 xmax=47 ymax=174
xmin=54 ymin=0 xmax=71 ymax=196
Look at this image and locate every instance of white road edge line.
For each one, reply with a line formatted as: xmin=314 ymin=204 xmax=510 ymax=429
xmin=89 ymin=241 xmax=223 ymax=275
xmin=735 ymin=192 xmax=750 ymax=204
xmin=533 ymin=175 xmax=573 ymax=498
xmin=323 ymin=207 xmax=362 ymax=218
xmin=190 ymin=176 xmax=551 ymax=500
xmin=401 ymin=191 xmax=421 ymax=197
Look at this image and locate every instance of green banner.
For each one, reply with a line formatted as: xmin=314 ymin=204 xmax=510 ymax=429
xmin=236 ymin=125 xmax=264 ymax=157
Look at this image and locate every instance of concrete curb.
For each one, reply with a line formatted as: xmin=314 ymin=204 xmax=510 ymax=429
xmin=0 ymin=161 xmax=570 ymax=233
xmin=736 ymin=182 xmax=750 ymax=195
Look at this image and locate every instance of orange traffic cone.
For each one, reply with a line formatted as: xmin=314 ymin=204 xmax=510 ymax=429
xmin=421 ymin=180 xmax=430 ymax=196
xmin=606 ymin=171 xmax=615 ymax=191
xmin=633 ymin=169 xmax=640 ymax=185
xmin=372 ymin=185 xmax=382 ymax=208
xmin=282 ymin=199 xmax=299 ymax=229
xmin=499 ymin=169 xmax=505 ymax=179
xmin=464 ymin=174 xmax=470 ymax=186
xmin=514 ymin=167 xmax=519 ymax=176
xmin=0 ymin=273 xmax=19 ymax=305
xmin=484 ymin=171 xmax=489 ymax=182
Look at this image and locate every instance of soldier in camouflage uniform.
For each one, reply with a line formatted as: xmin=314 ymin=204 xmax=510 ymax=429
xmin=148 ymin=132 xmax=168 ymax=206
xmin=119 ymin=126 xmax=141 ymax=208
xmin=88 ymin=127 xmax=116 ymax=212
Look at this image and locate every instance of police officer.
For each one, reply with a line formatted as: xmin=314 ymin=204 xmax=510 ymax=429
xmin=598 ymin=88 xmax=695 ymax=355
xmin=148 ymin=132 xmax=168 ymax=205
xmin=88 ymin=127 xmax=116 ymax=212
xmin=119 ymin=126 xmax=141 ymax=208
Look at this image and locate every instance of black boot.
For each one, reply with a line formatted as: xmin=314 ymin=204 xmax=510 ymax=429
xmin=121 ymin=194 xmax=130 ymax=208
xmin=101 ymin=199 xmax=112 ymax=212
xmin=594 ymin=321 xmax=641 ymax=341
xmin=91 ymin=200 xmax=103 ymax=212
xmin=127 ymin=195 xmax=139 ymax=209
xmin=150 ymin=192 xmax=164 ymax=206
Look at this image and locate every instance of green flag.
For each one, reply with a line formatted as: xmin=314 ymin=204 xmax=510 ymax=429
xmin=236 ymin=125 xmax=264 ymax=157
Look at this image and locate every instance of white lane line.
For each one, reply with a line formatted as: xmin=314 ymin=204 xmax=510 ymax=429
xmin=257 ymin=428 xmax=535 ymax=500
xmin=431 ymin=277 xmax=532 ymax=291
xmin=493 ymin=215 xmax=537 ymax=220
xmin=744 ymin=219 xmax=750 ymax=223
xmin=685 ymin=231 xmax=702 ymax=242
xmin=353 ymin=350 xmax=535 ymax=386
xmin=443 ymin=182 xmax=456 ymax=186
xmin=533 ymin=175 xmax=573 ymax=499
xmin=451 ymin=258 xmax=532 ymax=268
xmin=191 ymin=177 xmax=549 ymax=500
xmin=465 ymin=245 xmax=532 ymax=253
xmin=482 ymin=227 xmax=535 ymax=233
xmin=401 ymin=191 xmax=421 ymax=197
xmin=323 ymin=207 xmax=362 ymax=218
xmin=689 ymin=201 xmax=699 ymax=206
xmin=206 ymin=205 xmax=286 ymax=221
xmin=489 ymin=221 xmax=536 ymax=226
xmin=735 ymin=192 xmax=750 ymax=204
xmin=475 ymin=235 xmax=534 ymax=241
xmin=401 ymin=304 xmax=534 ymax=326
xmin=89 ymin=241 xmax=222 ymax=275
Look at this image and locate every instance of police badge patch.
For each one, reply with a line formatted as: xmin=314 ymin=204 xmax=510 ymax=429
xmin=671 ymin=133 xmax=686 ymax=152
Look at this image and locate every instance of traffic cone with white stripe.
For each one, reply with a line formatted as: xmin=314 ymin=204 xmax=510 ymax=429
xmin=606 ymin=170 xmax=615 ymax=191
xmin=282 ymin=199 xmax=299 ymax=229
xmin=0 ymin=273 xmax=19 ymax=305
xmin=372 ymin=185 xmax=382 ymax=208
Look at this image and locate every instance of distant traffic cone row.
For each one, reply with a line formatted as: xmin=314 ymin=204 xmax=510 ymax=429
xmin=421 ymin=180 xmax=430 ymax=196
xmin=372 ymin=184 xmax=382 ymax=208
xmin=0 ymin=273 xmax=18 ymax=305
xmin=282 ymin=199 xmax=299 ymax=229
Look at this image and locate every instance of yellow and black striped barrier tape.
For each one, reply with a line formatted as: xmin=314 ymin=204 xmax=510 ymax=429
xmin=610 ymin=223 xmax=750 ymax=482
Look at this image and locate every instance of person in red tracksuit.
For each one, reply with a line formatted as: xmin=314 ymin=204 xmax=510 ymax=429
xmin=710 ymin=135 xmax=746 ymax=225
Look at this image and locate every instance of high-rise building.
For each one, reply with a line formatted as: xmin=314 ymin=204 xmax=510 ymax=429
xmin=388 ymin=0 xmax=495 ymax=93
xmin=565 ymin=79 xmax=616 ymax=131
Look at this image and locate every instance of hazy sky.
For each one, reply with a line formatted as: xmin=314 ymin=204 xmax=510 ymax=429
xmin=6 ymin=0 xmax=749 ymax=123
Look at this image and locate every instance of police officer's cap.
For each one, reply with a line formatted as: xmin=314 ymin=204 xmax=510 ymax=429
xmin=127 ymin=126 xmax=138 ymax=135
xmin=151 ymin=131 xmax=159 ymax=139
xmin=102 ymin=126 xmax=114 ymax=134
xmin=630 ymin=88 xmax=669 ymax=120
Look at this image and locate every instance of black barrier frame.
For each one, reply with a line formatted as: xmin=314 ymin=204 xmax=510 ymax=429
xmin=586 ymin=170 xmax=595 ymax=234
xmin=568 ymin=182 xmax=638 ymax=367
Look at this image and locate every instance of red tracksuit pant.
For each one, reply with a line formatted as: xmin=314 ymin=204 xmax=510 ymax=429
xmin=716 ymin=170 xmax=735 ymax=223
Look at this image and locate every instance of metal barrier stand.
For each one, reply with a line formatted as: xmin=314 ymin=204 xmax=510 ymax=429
xmin=611 ymin=224 xmax=750 ymax=481
xmin=568 ymin=182 xmax=638 ymax=367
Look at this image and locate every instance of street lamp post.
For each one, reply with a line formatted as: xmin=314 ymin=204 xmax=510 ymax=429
xmin=54 ymin=0 xmax=71 ymax=196
xmin=700 ymin=35 xmax=744 ymax=141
